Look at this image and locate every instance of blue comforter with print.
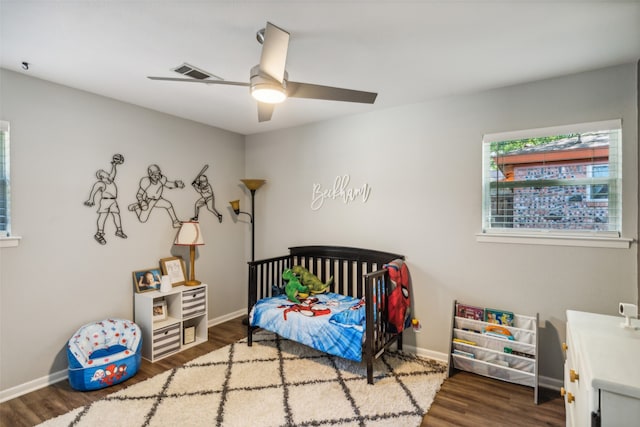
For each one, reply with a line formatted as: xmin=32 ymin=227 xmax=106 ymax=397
xmin=249 ymin=293 xmax=366 ymax=362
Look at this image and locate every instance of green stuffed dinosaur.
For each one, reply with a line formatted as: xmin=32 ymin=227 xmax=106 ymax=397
xmin=292 ymin=265 xmax=332 ymax=294
xmin=282 ymin=268 xmax=309 ymax=304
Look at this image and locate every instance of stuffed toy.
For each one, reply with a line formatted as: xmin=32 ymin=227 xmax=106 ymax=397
xmin=292 ymin=265 xmax=332 ymax=294
xmin=282 ymin=269 xmax=309 ymax=304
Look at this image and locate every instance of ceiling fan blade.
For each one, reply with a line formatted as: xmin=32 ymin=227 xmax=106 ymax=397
xmin=259 ymin=22 xmax=290 ymax=83
xmin=147 ymin=76 xmax=250 ymax=87
xmin=257 ymin=102 xmax=275 ymax=122
xmin=287 ymin=82 xmax=377 ymax=104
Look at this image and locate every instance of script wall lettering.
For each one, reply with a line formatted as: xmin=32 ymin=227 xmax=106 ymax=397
xmin=311 ymin=175 xmax=371 ymax=211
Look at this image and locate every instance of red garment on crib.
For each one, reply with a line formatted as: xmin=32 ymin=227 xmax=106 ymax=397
xmin=384 ymin=259 xmax=410 ymax=333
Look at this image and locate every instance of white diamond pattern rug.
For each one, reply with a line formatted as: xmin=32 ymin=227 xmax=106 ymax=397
xmin=38 ymin=331 xmax=446 ymax=427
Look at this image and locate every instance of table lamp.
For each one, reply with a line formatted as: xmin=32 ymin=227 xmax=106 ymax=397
xmin=174 ymin=221 xmax=204 ymax=286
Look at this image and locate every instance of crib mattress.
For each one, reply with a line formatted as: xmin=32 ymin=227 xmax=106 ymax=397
xmin=250 ymin=293 xmax=366 ymax=362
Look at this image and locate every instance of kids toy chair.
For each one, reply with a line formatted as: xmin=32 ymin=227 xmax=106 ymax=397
xmin=67 ymin=318 xmax=142 ymax=391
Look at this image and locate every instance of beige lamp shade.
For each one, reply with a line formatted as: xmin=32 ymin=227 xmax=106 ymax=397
xmin=174 ymin=221 xmax=204 ymax=246
xmin=229 ymin=200 xmax=240 ymax=214
xmin=174 ymin=221 xmax=204 ymax=286
xmin=240 ymin=179 xmax=266 ymax=191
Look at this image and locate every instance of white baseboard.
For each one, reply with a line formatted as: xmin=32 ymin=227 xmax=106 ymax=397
xmin=0 ymin=369 xmax=68 ymax=403
xmin=208 ymin=309 xmax=246 ymax=327
xmin=403 ymin=344 xmax=449 ymax=364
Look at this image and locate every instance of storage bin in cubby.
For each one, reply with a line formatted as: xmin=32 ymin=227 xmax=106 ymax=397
xmin=182 ymin=286 xmax=206 ymax=318
xmin=153 ymin=323 xmax=181 ymax=359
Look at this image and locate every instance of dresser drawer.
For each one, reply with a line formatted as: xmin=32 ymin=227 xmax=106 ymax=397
xmin=153 ymin=323 xmax=180 ymax=358
xmin=182 ymin=286 xmax=206 ymax=318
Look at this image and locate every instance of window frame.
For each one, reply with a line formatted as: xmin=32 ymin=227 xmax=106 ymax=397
xmin=478 ymin=119 xmax=631 ymax=248
xmin=0 ymin=120 xmax=10 ymax=236
xmin=0 ymin=120 xmax=19 ymax=247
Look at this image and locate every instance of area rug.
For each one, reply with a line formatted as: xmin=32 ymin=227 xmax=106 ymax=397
xmin=38 ymin=331 xmax=447 ymax=427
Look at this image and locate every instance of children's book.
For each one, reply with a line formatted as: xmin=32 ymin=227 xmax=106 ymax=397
xmin=453 ymin=349 xmax=475 ymax=358
xmin=456 ymin=303 xmax=484 ymax=321
xmin=484 ymin=308 xmax=515 ymax=326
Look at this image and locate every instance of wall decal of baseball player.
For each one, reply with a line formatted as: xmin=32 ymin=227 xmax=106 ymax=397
xmin=84 ymin=154 xmax=127 ymax=245
xmin=190 ymin=164 xmax=223 ymax=223
xmin=128 ymin=164 xmax=185 ymax=228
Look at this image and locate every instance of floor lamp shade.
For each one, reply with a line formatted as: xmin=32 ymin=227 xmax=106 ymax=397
xmin=174 ymin=221 xmax=204 ymax=286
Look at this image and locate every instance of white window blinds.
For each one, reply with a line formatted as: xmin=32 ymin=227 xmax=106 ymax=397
xmin=482 ymin=119 xmax=622 ymax=236
xmin=0 ymin=121 xmax=10 ymax=235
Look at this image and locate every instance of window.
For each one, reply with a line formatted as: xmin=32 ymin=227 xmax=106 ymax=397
xmin=0 ymin=121 xmax=10 ymax=236
xmin=587 ymin=164 xmax=609 ymax=201
xmin=482 ymin=119 xmax=622 ymax=238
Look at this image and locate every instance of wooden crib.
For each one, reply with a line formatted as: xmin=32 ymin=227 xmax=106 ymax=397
xmin=247 ymin=245 xmax=405 ymax=384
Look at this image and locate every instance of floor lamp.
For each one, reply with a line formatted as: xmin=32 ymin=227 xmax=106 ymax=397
xmin=230 ymin=179 xmax=265 ymax=325
xmin=229 ymin=179 xmax=266 ymax=262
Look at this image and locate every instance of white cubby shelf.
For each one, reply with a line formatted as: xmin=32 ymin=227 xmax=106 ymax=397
xmin=134 ymin=284 xmax=208 ymax=362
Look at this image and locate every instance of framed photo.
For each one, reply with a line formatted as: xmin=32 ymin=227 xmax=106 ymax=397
xmin=153 ymin=299 xmax=167 ymax=322
xmin=160 ymin=256 xmax=187 ymax=287
xmin=133 ymin=268 xmax=162 ymax=293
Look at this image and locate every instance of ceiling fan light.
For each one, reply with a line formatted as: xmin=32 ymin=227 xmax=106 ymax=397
xmin=251 ymin=84 xmax=287 ymax=104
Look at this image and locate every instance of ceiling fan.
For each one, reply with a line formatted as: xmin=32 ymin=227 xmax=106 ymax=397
xmin=147 ymin=22 xmax=377 ymax=122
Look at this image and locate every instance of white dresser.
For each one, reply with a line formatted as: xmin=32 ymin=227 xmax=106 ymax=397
xmin=563 ymin=310 xmax=640 ymax=426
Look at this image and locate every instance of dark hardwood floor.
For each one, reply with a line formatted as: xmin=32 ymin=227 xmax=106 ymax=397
xmin=0 ymin=316 xmax=565 ymax=426
xmin=422 ymin=371 xmax=565 ymax=426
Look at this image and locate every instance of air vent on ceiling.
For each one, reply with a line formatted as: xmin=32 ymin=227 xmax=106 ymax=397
xmin=172 ymin=63 xmax=222 ymax=80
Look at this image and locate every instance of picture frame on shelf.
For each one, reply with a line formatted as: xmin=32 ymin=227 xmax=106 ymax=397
xmin=183 ymin=325 xmax=196 ymax=344
xmin=160 ymin=256 xmax=187 ymax=287
xmin=153 ymin=299 xmax=167 ymax=322
xmin=133 ymin=268 xmax=162 ymax=293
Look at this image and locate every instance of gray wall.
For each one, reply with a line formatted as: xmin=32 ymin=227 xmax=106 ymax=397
xmin=0 ymin=69 xmax=247 ymax=393
xmin=0 ymin=63 xmax=637 ymax=397
xmin=245 ymin=63 xmax=638 ymax=384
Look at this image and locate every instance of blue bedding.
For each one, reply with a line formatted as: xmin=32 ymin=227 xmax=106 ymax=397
xmin=249 ymin=293 xmax=366 ymax=362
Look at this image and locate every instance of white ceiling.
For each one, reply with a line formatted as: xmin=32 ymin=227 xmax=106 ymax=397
xmin=1 ymin=1 xmax=639 ymax=136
